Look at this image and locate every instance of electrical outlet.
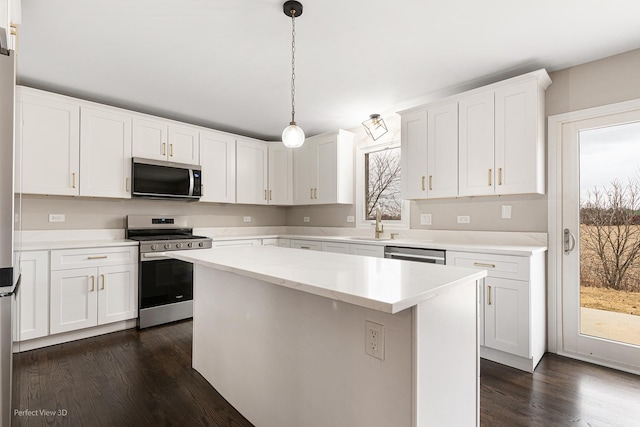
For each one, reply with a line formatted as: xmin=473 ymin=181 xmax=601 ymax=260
xmin=365 ymin=321 xmax=385 ymax=360
xmin=48 ymin=214 xmax=65 ymax=223
xmin=243 ymin=216 xmax=252 ymax=223
xmin=303 ymin=217 xmax=310 ymax=223
xmin=420 ymin=213 xmax=432 ymax=225
xmin=346 ymin=216 xmax=355 ymax=223
xmin=457 ymin=215 xmax=470 ymax=224
xmin=501 ymin=205 xmax=512 ymax=219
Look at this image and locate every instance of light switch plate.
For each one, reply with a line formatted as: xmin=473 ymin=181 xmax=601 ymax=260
xmin=48 ymin=214 xmax=65 ymax=223
xmin=243 ymin=216 xmax=252 ymax=222
xmin=457 ymin=215 xmax=470 ymax=224
xmin=420 ymin=214 xmax=432 ymax=225
xmin=346 ymin=216 xmax=355 ymax=223
xmin=303 ymin=217 xmax=310 ymax=223
xmin=501 ymin=205 xmax=512 ymax=219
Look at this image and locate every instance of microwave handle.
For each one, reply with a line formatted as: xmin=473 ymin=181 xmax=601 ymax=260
xmin=189 ymin=169 xmax=195 ymax=197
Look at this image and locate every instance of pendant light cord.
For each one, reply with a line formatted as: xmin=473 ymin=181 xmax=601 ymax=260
xmin=290 ymin=10 xmax=297 ymax=125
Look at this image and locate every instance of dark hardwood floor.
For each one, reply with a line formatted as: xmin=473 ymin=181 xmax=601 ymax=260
xmin=12 ymin=320 xmax=640 ymax=426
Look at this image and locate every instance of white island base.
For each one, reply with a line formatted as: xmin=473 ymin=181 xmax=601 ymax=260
xmin=185 ymin=248 xmax=484 ymax=427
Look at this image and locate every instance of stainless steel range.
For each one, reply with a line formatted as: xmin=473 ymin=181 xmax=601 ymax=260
xmin=126 ymin=215 xmax=212 ymax=328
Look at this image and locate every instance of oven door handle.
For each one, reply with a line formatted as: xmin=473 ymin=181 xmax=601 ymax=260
xmin=385 ymin=252 xmax=444 ymax=263
xmin=141 ymin=252 xmax=170 ymax=261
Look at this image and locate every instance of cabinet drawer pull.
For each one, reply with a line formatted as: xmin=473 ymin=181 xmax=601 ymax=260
xmin=488 ymin=169 xmax=492 ymax=186
xmin=429 ymin=175 xmax=433 ymax=191
xmin=100 ymin=274 xmax=105 ymax=290
xmin=72 ymin=172 xmax=77 ymax=189
xmin=498 ymin=168 xmax=503 ymax=186
xmin=87 ymin=255 xmax=108 ymax=260
xmin=421 ymin=176 xmax=425 ymax=191
xmin=162 ymin=143 xmax=167 ymax=156
xmin=90 ymin=275 xmax=95 ymax=292
xmin=473 ymin=262 xmax=496 ymax=269
xmin=300 ymin=246 xmax=310 ymax=249
xmin=170 ymin=143 xmax=174 ymax=157
xmin=487 ymin=285 xmax=492 ymax=305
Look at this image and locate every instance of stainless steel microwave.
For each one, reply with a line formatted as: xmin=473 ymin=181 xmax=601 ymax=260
xmin=131 ymin=157 xmax=202 ymax=200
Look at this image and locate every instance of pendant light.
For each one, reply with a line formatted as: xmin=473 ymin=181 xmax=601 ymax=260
xmin=281 ymin=1 xmax=305 ymax=148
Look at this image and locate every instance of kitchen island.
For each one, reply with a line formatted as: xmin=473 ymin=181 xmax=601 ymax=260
xmin=170 ymin=246 xmax=487 ymax=427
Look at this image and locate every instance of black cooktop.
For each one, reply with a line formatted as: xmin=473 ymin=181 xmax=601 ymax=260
xmin=128 ymin=234 xmax=207 ymax=242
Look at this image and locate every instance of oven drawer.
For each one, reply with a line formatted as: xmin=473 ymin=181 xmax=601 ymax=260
xmin=51 ymin=246 xmax=138 ymax=271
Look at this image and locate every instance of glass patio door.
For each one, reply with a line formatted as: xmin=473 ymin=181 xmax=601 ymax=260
xmin=561 ymin=110 xmax=640 ymax=373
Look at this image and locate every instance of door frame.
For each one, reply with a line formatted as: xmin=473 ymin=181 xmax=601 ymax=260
xmin=548 ymin=97 xmax=640 ymax=373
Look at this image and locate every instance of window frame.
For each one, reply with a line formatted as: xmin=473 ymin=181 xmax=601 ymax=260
xmin=355 ymin=139 xmax=409 ymax=230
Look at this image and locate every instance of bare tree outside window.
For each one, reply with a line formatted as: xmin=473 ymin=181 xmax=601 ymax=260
xmin=365 ymin=147 xmax=401 ymax=220
xmin=580 ymin=177 xmax=640 ymax=293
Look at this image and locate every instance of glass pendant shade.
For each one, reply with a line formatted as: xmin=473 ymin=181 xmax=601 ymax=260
xmin=282 ymin=123 xmax=305 ymax=148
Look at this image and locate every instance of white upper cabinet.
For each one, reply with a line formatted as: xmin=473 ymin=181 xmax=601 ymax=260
xmin=236 ymin=138 xmax=268 ymax=205
xmin=293 ymin=129 xmax=354 ymax=205
xmin=401 ymin=108 xmax=428 ymax=200
xmin=459 ymin=71 xmax=550 ymax=197
xmin=427 ymin=101 xmax=459 ymax=198
xmin=1 ymin=0 xmax=20 ymax=51
xmin=80 ymin=106 xmax=132 ymax=198
xmin=132 ymin=117 xmax=199 ymax=165
xmin=199 ymin=130 xmax=236 ymax=203
xmin=16 ymin=88 xmax=80 ymax=196
xmin=494 ymin=79 xmax=545 ymax=195
xmin=458 ymin=91 xmax=495 ymax=197
xmin=401 ymin=102 xmax=458 ymax=200
xmin=268 ymin=144 xmax=294 ymax=205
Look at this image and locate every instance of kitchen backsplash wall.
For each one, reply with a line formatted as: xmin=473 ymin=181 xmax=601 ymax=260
xmin=21 ymin=195 xmax=288 ymax=230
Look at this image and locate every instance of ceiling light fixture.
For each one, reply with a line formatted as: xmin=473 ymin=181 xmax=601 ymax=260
xmin=362 ymin=114 xmax=388 ymax=141
xmin=281 ymin=1 xmax=305 ymax=148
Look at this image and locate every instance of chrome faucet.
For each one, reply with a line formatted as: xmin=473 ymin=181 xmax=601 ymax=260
xmin=375 ymin=206 xmax=384 ymax=239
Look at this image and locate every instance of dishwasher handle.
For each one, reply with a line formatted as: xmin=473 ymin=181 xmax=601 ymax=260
xmin=385 ymin=252 xmax=445 ymax=263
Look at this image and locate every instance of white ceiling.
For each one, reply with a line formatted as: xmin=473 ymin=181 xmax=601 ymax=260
xmin=16 ymin=0 xmax=640 ymax=140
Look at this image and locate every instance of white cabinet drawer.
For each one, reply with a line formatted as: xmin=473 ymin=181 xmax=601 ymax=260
xmin=446 ymin=251 xmax=530 ymax=281
xmin=51 ymin=246 xmax=137 ymax=271
xmin=290 ymin=240 xmax=322 ymax=251
xmin=322 ymin=242 xmax=350 ymax=254
xmin=349 ymin=244 xmax=384 ymax=258
xmin=211 ymin=239 xmax=261 ymax=248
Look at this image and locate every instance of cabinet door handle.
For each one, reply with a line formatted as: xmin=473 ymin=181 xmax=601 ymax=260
xmin=264 ymin=189 xmax=267 ymax=200
xmin=87 ymin=255 xmax=108 ymax=260
xmin=162 ymin=143 xmax=167 ymax=156
xmin=429 ymin=175 xmax=433 ymax=191
xmin=498 ymin=168 xmax=503 ymax=186
xmin=269 ymin=190 xmax=272 ymax=201
xmin=487 ymin=285 xmax=492 ymax=305
xmin=170 ymin=143 xmax=174 ymax=157
xmin=310 ymin=188 xmax=313 ymax=199
xmin=473 ymin=262 xmax=496 ymax=269
xmin=488 ymin=169 xmax=492 ymax=186
xmin=126 ymin=177 xmax=130 ymax=192
xmin=421 ymin=176 xmax=425 ymax=191
xmin=90 ymin=275 xmax=95 ymax=292
xmin=314 ymin=188 xmax=318 ymax=199
xmin=100 ymin=274 xmax=105 ymax=290
xmin=72 ymin=172 xmax=77 ymax=189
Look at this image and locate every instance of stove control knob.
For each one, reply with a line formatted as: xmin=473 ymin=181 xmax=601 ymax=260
xmin=150 ymin=244 xmax=158 ymax=251
xmin=176 ymin=243 xmax=183 ymax=249
xmin=198 ymin=242 xmax=204 ymax=247
xmin=187 ymin=242 xmax=193 ymax=248
xmin=164 ymin=243 xmax=171 ymax=250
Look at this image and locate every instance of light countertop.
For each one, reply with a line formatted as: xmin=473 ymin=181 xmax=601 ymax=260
xmin=18 ymin=239 xmax=138 ymax=251
xmin=169 ymin=246 xmax=487 ymax=314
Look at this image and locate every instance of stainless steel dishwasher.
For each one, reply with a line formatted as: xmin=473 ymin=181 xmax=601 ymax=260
xmin=383 ymin=246 xmax=446 ymax=264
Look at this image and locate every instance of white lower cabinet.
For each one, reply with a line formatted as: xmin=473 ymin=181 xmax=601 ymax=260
xmin=17 ymin=251 xmax=49 ymax=341
xmin=49 ymin=247 xmax=137 ymax=335
xmin=211 ymin=239 xmax=261 ymax=248
xmin=447 ymin=250 xmax=545 ymax=372
xmin=349 ymin=244 xmax=384 ymax=258
xmin=322 ymin=241 xmax=350 ymax=254
xmin=290 ymin=240 xmax=323 ymax=251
